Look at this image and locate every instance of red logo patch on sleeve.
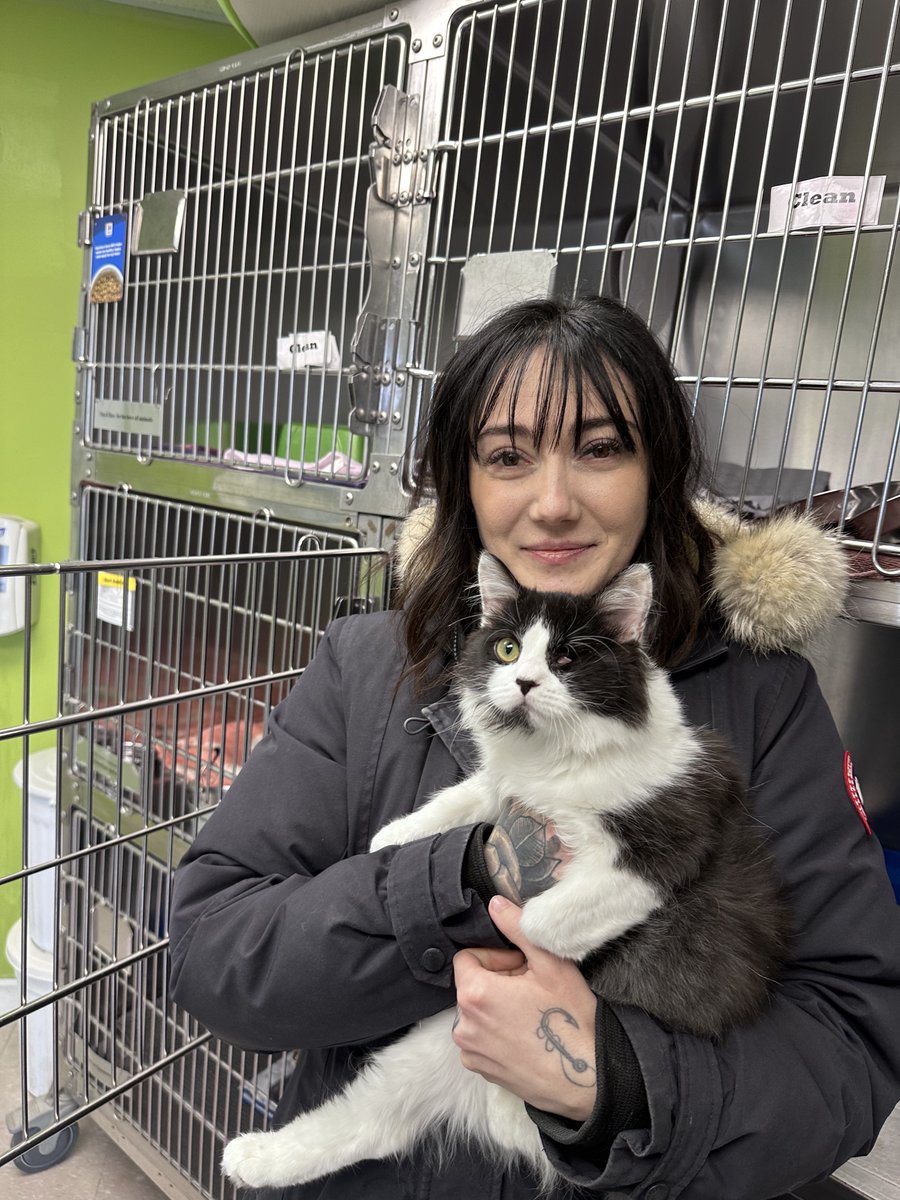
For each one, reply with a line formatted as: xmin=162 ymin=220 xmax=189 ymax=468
xmin=843 ymin=752 xmax=873 ymax=836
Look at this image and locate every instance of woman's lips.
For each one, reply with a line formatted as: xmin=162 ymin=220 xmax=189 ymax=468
xmin=523 ymin=544 xmax=593 ymax=563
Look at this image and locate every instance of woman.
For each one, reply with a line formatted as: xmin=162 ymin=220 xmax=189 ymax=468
xmin=168 ymin=296 xmax=900 ymax=1199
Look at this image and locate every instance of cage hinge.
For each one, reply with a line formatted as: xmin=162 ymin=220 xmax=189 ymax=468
xmin=349 ymin=310 xmax=416 ymax=429
xmin=72 ymin=326 xmax=88 ymax=364
xmin=77 ymin=210 xmax=93 ymax=248
xmin=350 ymin=85 xmax=432 ymax=429
xmin=369 ymin=85 xmax=436 ymax=205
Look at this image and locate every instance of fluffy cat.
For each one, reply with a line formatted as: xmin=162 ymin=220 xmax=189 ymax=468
xmin=222 ymin=556 xmax=789 ymax=1192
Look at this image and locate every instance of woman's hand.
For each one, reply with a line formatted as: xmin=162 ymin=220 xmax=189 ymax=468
xmin=452 ymin=895 xmax=597 ymax=1121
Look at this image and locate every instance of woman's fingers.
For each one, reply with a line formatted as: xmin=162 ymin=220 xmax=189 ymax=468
xmin=456 ymin=944 xmax=528 ymax=974
xmin=451 ymin=897 xmax=598 ymax=1121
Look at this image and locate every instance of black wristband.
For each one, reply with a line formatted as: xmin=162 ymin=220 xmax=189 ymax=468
xmin=461 ymin=822 xmax=497 ymax=908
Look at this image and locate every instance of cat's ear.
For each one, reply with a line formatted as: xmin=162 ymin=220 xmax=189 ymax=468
xmin=476 ymin=553 xmax=519 ymax=621
xmin=596 ymin=563 xmax=654 ymax=643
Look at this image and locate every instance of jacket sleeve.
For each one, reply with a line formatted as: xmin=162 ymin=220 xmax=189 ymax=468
xmin=539 ymin=653 xmax=900 ymax=1198
xmin=167 ymin=616 xmax=503 ymax=1053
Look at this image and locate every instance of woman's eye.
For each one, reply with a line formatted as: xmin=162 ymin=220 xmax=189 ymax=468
xmin=486 ymin=448 xmax=522 ymax=468
xmin=493 ymin=636 xmax=521 ymax=664
xmin=582 ymin=438 xmax=621 ymax=460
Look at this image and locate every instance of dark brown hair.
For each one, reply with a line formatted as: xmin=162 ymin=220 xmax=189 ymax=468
xmin=396 ymin=296 xmax=717 ymax=692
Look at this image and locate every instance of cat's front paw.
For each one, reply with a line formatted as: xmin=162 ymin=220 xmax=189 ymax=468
xmin=519 ymin=904 xmax=571 ymax=957
xmin=370 ymin=814 xmax=431 ymax=851
xmin=222 ymin=1127 xmax=335 ymax=1190
xmin=222 ymin=1131 xmax=279 ymax=1190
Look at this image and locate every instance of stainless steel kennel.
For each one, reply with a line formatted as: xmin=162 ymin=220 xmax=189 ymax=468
xmin=2 ymin=0 xmax=900 ymax=1197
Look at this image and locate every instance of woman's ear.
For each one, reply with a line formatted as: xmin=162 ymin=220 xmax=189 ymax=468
xmin=477 ymin=553 xmax=519 ymax=620
xmin=595 ymin=563 xmax=654 ymax=643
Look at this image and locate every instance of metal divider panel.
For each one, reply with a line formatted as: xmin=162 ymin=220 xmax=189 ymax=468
xmin=85 ymin=31 xmax=408 ymax=490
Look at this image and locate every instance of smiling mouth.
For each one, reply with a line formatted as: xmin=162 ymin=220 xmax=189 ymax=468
xmin=523 ymin=545 xmax=593 ymax=562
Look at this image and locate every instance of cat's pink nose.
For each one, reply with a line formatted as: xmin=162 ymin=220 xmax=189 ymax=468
xmin=516 ymin=678 xmax=538 ymax=696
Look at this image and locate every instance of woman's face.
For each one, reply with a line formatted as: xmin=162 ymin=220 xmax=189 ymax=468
xmin=468 ymin=357 xmax=650 ymax=596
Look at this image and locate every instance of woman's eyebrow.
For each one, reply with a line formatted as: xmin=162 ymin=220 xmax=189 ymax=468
xmin=475 ymin=423 xmax=534 ymax=442
xmin=474 ymin=415 xmax=636 ymax=442
xmin=580 ymin=416 xmax=640 ymax=438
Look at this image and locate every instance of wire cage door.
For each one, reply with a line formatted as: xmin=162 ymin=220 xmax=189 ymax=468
xmin=79 ymin=29 xmax=408 ymax=493
xmin=0 ymin=490 xmax=388 ymax=1197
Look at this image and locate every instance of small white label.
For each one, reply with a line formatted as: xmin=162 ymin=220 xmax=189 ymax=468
xmin=768 ymin=174 xmax=885 ymax=233
xmin=97 ymin=571 xmax=136 ymax=631
xmin=93 ymin=400 xmax=164 ymax=437
xmin=276 ymin=331 xmax=342 ymax=372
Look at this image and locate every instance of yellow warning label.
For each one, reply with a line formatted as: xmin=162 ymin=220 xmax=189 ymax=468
xmin=97 ymin=572 xmax=137 ymax=630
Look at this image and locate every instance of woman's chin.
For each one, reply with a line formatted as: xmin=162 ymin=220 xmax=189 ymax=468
xmin=511 ymin=555 xmax=612 ymax=596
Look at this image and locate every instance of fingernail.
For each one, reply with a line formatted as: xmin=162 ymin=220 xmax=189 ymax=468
xmin=489 ymin=895 xmax=509 ymax=915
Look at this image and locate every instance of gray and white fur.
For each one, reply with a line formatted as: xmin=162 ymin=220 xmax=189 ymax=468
xmin=222 ymin=556 xmax=789 ymax=1192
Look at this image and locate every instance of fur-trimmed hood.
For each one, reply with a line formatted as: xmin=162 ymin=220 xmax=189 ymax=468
xmin=395 ymin=500 xmax=849 ymax=655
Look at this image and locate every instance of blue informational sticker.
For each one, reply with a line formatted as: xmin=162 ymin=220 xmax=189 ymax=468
xmin=89 ymin=213 xmax=127 ymax=303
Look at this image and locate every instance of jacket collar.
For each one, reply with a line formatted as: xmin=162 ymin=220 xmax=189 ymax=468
xmin=420 ymin=696 xmax=479 ymax=775
xmin=670 ymin=622 xmax=729 ymax=677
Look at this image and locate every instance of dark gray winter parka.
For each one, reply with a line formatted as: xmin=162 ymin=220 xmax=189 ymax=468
xmin=168 ymin=515 xmax=900 ymax=1200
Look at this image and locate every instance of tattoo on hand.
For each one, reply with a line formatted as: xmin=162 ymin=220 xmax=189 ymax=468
xmin=484 ymin=798 xmax=564 ymax=904
xmin=537 ymin=1008 xmax=597 ymax=1089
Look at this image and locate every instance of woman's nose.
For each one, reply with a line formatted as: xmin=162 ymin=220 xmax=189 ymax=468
xmin=529 ymin=460 xmax=581 ymax=524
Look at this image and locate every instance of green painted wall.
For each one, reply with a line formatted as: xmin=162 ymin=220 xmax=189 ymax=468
xmin=0 ymin=0 xmax=244 ymax=976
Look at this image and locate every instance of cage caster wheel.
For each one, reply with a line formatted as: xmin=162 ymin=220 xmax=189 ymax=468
xmin=9 ymin=1107 xmax=79 ymax=1172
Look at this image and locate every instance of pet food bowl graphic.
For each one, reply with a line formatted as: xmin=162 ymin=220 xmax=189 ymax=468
xmin=89 ymin=265 xmax=124 ymax=304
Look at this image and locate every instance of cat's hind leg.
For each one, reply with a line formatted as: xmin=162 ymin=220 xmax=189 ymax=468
xmin=222 ymin=1010 xmax=477 ymax=1190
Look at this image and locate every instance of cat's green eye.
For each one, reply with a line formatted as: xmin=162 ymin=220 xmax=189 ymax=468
xmin=493 ymin=636 xmax=520 ymax=664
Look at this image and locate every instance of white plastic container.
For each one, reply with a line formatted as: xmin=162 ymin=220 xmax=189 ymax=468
xmin=4 ymin=920 xmax=55 ymax=1099
xmin=13 ymin=749 xmax=58 ymax=953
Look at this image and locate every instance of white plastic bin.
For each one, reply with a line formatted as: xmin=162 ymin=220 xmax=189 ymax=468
xmin=4 ymin=919 xmax=55 ymax=1099
xmin=13 ymin=749 xmax=58 ymax=953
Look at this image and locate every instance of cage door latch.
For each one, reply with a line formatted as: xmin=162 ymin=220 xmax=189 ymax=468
xmin=369 ymin=84 xmax=435 ymax=205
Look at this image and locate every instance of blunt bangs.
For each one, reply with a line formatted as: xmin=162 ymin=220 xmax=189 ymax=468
xmin=466 ymin=328 xmax=640 ymax=457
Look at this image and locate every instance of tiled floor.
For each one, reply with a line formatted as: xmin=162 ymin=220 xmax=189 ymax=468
xmin=0 ymin=1019 xmax=165 ymax=1200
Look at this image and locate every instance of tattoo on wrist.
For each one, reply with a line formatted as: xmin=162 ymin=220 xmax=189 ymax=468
xmin=483 ymin=798 xmax=564 ymax=904
xmin=537 ymin=1008 xmax=597 ymax=1089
